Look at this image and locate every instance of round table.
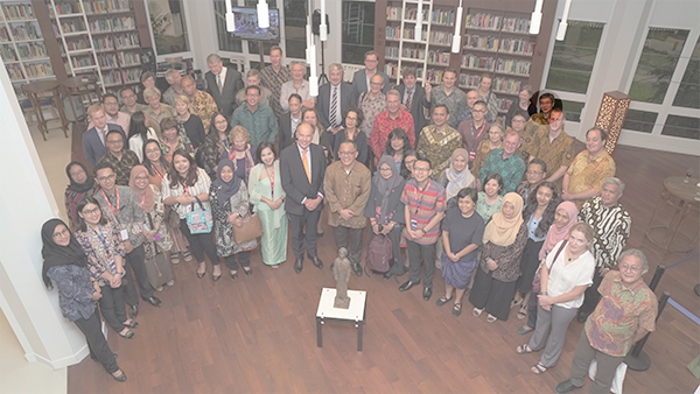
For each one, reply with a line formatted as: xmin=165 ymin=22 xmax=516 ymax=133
xmin=644 ymin=176 xmax=699 ymax=254
xmin=62 ymin=76 xmax=103 ymax=122
xmin=21 ymin=80 xmax=70 ymax=141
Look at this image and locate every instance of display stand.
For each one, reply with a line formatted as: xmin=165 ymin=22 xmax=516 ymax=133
xmin=316 ymin=287 xmax=366 ymax=351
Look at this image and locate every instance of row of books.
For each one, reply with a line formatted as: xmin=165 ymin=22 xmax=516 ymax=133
xmin=103 ymin=68 xmax=140 ymax=86
xmin=84 ymin=0 xmax=131 ymax=14
xmin=464 ymin=34 xmax=535 ymax=56
xmin=15 ymin=41 xmax=48 ymax=59
xmin=2 ymin=22 xmax=41 ymax=41
xmin=97 ymin=50 xmax=139 ymax=67
xmin=386 ymin=26 xmax=427 ymax=41
xmin=466 ymin=13 xmax=530 ymax=34
xmin=386 ymin=6 xmax=455 ymax=26
xmin=2 ymin=4 xmax=35 ymax=20
xmin=71 ymin=55 xmax=95 ymax=67
xmin=89 ymin=16 xmax=135 ymax=32
xmin=0 ymin=44 xmax=17 ymax=61
xmin=386 ymin=46 xmax=451 ymax=65
xmin=54 ymin=19 xmax=87 ymax=33
xmin=22 ymin=62 xmax=54 ymax=78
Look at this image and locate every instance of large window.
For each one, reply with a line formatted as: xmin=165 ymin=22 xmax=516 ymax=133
xmin=341 ymin=1 xmax=375 ymax=65
xmin=629 ymin=28 xmax=689 ymax=104
xmin=246 ymin=0 xmax=279 ymax=55
xmin=622 ymin=109 xmax=658 ymax=134
xmin=214 ymin=0 xmax=243 ymax=52
xmin=545 ymin=21 xmax=604 ymax=94
xmin=662 ymin=115 xmax=700 ymax=140
xmin=284 ymin=0 xmax=306 ymax=59
xmin=148 ymin=0 xmax=190 ymax=55
xmin=673 ymin=37 xmax=700 ymax=109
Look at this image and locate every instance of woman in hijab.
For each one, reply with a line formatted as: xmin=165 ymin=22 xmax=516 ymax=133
xmin=64 ymin=162 xmax=97 ymax=230
xmin=129 ymin=165 xmax=174 ymax=290
xmin=364 ymin=154 xmax=406 ymax=279
xmin=518 ymin=201 xmax=579 ymax=335
xmin=439 ymin=148 xmax=476 ymax=203
xmin=469 ymin=192 xmax=528 ymax=323
xmin=41 ymin=219 xmax=126 ymax=382
xmin=210 ymin=158 xmax=258 ymax=280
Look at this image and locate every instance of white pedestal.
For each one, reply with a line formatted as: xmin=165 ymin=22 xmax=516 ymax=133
xmin=315 ymin=288 xmax=367 ymax=351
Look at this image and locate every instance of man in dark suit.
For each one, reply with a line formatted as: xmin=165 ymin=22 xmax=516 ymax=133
xmin=317 ymin=63 xmax=354 ymax=149
xmin=205 ymin=53 xmax=244 ymax=117
xmin=280 ymin=122 xmax=327 ymax=273
xmin=278 ymin=93 xmax=303 ymax=152
xmin=82 ymin=105 xmax=126 ymax=168
xmin=394 ymin=66 xmax=429 ymax=138
xmin=351 ymin=50 xmax=389 ymax=103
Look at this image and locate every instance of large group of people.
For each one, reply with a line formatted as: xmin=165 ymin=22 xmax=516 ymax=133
xmin=43 ymin=47 xmax=656 ymax=391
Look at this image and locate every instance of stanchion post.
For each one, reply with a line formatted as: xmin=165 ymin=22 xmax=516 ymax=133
xmin=648 ymin=265 xmax=666 ymax=292
xmin=626 ymin=291 xmax=670 ymax=371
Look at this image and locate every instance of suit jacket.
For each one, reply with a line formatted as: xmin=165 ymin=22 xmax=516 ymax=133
xmin=82 ymin=124 xmax=126 ymax=168
xmin=394 ymin=83 xmax=429 ymax=136
xmin=316 ymin=81 xmax=354 ymax=131
xmin=280 ymin=143 xmax=326 ymax=216
xmin=278 ymin=112 xmax=299 ymax=152
xmin=205 ymin=66 xmax=244 ymax=117
xmin=351 ymin=69 xmax=390 ymax=103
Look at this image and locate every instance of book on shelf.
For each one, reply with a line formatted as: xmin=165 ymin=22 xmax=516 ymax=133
xmin=6 ymin=63 xmax=25 ymax=80
xmin=84 ymin=0 xmax=132 ymax=14
xmin=24 ymin=62 xmax=54 ymax=78
xmin=17 ymin=42 xmax=48 ymax=59
xmin=1 ymin=44 xmax=18 ymax=62
xmin=3 ymin=4 xmax=35 ymax=20
xmin=10 ymin=23 xmax=41 ymax=40
xmin=0 ymin=26 xmax=9 ymax=42
xmin=431 ymin=9 xmax=454 ymax=26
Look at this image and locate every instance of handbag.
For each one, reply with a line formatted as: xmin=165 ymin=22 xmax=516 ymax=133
xmin=186 ymin=196 xmax=213 ymax=234
xmin=232 ymin=213 xmax=263 ymax=244
xmin=532 ymin=240 xmax=567 ymax=295
xmin=144 ymin=239 xmax=174 ymax=289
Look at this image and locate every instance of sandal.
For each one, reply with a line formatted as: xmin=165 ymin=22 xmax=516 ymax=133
xmin=452 ymin=302 xmax=463 ymax=317
xmin=486 ymin=314 xmax=498 ymax=323
xmin=518 ymin=325 xmax=535 ymax=335
xmin=182 ymin=250 xmax=193 ymax=262
xmin=118 ymin=328 xmax=135 ymax=339
xmin=531 ymin=364 xmax=548 ymax=374
xmin=517 ymin=305 xmax=528 ymax=319
xmin=170 ymin=253 xmax=180 ymax=264
xmin=472 ymin=307 xmax=484 ymax=317
xmin=516 ymin=344 xmax=534 ymax=354
xmin=510 ymin=298 xmax=523 ymax=308
xmin=435 ymin=295 xmax=453 ymax=307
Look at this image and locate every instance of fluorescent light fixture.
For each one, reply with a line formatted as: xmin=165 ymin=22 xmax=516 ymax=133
xmin=320 ymin=0 xmax=327 ymax=41
xmin=556 ymin=0 xmax=572 ymax=41
xmin=530 ymin=0 xmax=543 ymax=34
xmin=415 ymin=0 xmax=423 ymax=42
xmin=451 ymin=1 xmax=463 ymax=53
xmin=225 ymin=0 xmax=235 ymax=32
xmin=257 ymin=0 xmax=269 ymax=29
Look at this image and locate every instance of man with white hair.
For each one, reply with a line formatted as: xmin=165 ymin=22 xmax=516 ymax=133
xmin=317 ymin=63 xmax=354 ymax=147
xmin=205 ymin=53 xmax=244 ymax=116
xmin=162 ymin=69 xmax=184 ymax=106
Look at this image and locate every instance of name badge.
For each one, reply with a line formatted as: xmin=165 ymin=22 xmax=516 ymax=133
xmin=120 ymin=229 xmax=129 ymax=241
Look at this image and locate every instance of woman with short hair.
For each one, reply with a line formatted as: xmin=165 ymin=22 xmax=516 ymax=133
xmin=333 ymin=106 xmax=368 ymax=165
xmin=220 ymin=125 xmax=256 ymax=184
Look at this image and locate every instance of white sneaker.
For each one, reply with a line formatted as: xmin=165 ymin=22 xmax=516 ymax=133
xmin=166 ymin=280 xmax=175 ymax=287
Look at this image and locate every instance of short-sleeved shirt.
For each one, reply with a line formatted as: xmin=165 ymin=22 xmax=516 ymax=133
xmin=529 ymin=128 xmax=575 ymax=187
xmin=544 ymin=240 xmax=595 ymax=309
xmin=441 ymin=207 xmax=484 ymax=261
xmin=400 ymin=178 xmax=446 ymax=245
xmin=585 ymin=271 xmax=658 ymax=357
xmin=480 ymin=149 xmax=526 ymax=194
xmin=566 ymin=150 xmax=617 ymax=208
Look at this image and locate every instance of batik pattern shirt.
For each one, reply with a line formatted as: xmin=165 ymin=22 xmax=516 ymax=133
xmin=578 ymin=197 xmax=631 ymax=269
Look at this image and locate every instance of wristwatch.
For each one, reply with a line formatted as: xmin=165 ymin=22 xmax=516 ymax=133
xmin=421 ymin=228 xmax=428 ymax=234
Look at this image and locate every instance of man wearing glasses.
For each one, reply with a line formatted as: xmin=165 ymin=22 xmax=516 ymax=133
xmin=416 ymin=105 xmax=463 ymax=180
xmin=83 ymin=105 xmax=127 ymax=168
xmin=351 ymin=50 xmax=389 ymax=102
xmin=457 ymin=100 xmax=491 ymax=165
xmin=95 ymin=130 xmax=140 ymax=186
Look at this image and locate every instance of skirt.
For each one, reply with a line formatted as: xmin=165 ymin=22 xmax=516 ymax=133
xmin=441 ymin=253 xmax=477 ymax=290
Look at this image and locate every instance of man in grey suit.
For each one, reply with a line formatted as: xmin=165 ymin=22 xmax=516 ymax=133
xmin=394 ymin=66 xmax=429 ymax=139
xmin=351 ymin=50 xmax=389 ymax=103
xmin=278 ymin=93 xmax=303 ymax=152
xmin=317 ymin=63 xmax=354 ymax=149
xmin=280 ymin=122 xmax=327 ymax=274
xmin=82 ymin=105 xmax=126 ymax=168
xmin=205 ymin=53 xmax=244 ymax=117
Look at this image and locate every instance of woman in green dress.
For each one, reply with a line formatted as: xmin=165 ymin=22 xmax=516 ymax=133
xmin=248 ymin=142 xmax=287 ymax=267
xmin=476 ymin=172 xmax=504 ymax=224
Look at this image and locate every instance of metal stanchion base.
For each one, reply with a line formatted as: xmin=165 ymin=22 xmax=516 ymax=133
xmin=625 ymin=350 xmax=651 ymax=371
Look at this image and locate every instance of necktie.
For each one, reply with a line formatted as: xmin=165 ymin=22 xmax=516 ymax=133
xmin=330 ymin=86 xmax=339 ymax=128
xmin=101 ymin=128 xmax=107 ymax=144
xmin=217 ymin=74 xmax=223 ymax=92
xmin=301 ymin=148 xmax=311 ymax=182
xmin=405 ymin=89 xmax=413 ymax=109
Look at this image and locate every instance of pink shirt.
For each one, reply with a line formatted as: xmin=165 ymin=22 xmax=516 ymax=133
xmin=88 ymin=111 xmax=131 ymax=136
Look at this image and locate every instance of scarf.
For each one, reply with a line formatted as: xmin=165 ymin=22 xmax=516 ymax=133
xmin=228 ymin=146 xmax=256 ymax=181
xmin=65 ymin=161 xmax=94 ymax=193
xmin=213 ymin=158 xmax=241 ymax=207
xmin=483 ymin=192 xmax=524 ymax=246
xmin=128 ymin=165 xmax=155 ymax=213
xmin=445 ymin=148 xmax=475 ymax=200
xmin=539 ymin=201 xmax=579 ymax=260
xmin=374 ymin=155 xmax=403 ymax=224
xmin=41 ymin=219 xmax=88 ymax=289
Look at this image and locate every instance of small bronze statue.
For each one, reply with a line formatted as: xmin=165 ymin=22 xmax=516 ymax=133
xmin=333 ymin=247 xmax=351 ymax=309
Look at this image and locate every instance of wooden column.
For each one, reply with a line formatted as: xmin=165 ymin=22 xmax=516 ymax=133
xmin=594 ymin=90 xmax=631 ymax=154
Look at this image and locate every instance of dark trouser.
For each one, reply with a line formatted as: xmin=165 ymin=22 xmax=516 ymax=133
xmin=180 ymin=219 xmax=219 ymax=265
xmin=224 ymin=251 xmax=251 ymax=270
xmin=368 ymin=225 xmax=404 ymax=275
xmin=288 ymin=209 xmax=321 ymax=259
xmin=469 ymin=267 xmax=517 ymax=321
xmin=122 ymin=244 xmax=152 ymax=306
xmin=579 ymin=268 xmax=605 ymax=317
xmin=516 ymin=239 xmax=544 ymax=294
xmin=74 ymin=310 xmax=119 ymax=374
xmin=527 ymin=289 xmax=539 ymax=329
xmin=569 ymin=329 xmax=625 ymax=394
xmin=98 ymin=284 xmax=127 ymax=332
xmin=333 ymin=225 xmax=363 ymax=266
xmin=406 ymin=240 xmax=436 ymax=288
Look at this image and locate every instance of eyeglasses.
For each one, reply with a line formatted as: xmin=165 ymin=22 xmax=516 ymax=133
xmin=96 ymin=174 xmax=115 ymax=181
xmin=106 ymin=140 xmax=123 ymax=145
xmin=413 ymin=167 xmax=430 ymax=172
xmin=379 ymin=167 xmax=393 ymax=172
xmin=370 ymin=82 xmax=383 ymax=86
xmin=82 ymin=207 xmax=101 ymax=215
xmin=52 ymin=228 xmax=69 ymax=238
xmin=145 ymin=148 xmax=161 ymax=154
xmin=620 ymin=264 xmax=642 ymax=272
xmin=472 ymin=109 xmax=487 ymax=114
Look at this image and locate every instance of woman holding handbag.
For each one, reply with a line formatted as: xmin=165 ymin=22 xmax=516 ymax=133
xmin=210 ymin=158 xmax=258 ymax=279
xmin=515 ymin=223 xmax=595 ymax=375
xmin=248 ymin=142 xmax=287 ymax=268
xmin=162 ymin=149 xmax=219 ymax=280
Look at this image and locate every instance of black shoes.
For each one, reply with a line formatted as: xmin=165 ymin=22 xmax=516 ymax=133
xmin=423 ymin=286 xmax=432 ymax=301
xmin=112 ymin=370 xmax=127 ymax=382
xmin=555 ymin=380 xmax=582 ymax=394
xmin=230 ymin=271 xmax=239 ymax=280
xmin=243 ymin=267 xmax=253 ymax=276
xmin=125 ymin=320 xmax=139 ymax=329
xmin=294 ymin=257 xmax=303 ymax=274
xmin=576 ymin=311 xmax=590 ymax=324
xmin=399 ymin=280 xmax=420 ymax=292
xmin=311 ymin=256 xmax=323 ymax=269
xmin=143 ymin=296 xmax=162 ymax=307
xmin=129 ymin=304 xmax=138 ymax=319
xmin=352 ymin=263 xmax=363 ymax=276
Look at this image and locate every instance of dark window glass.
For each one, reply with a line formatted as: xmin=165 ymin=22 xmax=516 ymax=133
xmin=622 ymin=109 xmax=658 ymax=134
xmin=630 ymin=28 xmax=689 ymax=104
xmin=342 ymin=1 xmax=376 ymax=65
xmin=546 ymin=21 xmax=604 ymax=94
xmin=661 ymin=115 xmax=700 ymax=140
xmin=673 ymin=37 xmax=700 ymax=109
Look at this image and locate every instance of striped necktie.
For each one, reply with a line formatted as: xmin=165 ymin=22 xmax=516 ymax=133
xmin=329 ymin=86 xmax=339 ymax=128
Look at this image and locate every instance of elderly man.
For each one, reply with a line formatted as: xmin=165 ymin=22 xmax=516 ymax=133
xmin=351 ymin=50 xmax=390 ymax=101
xmin=516 ymin=158 xmax=547 ymax=205
xmin=279 ymin=94 xmax=303 ymax=152
xmin=394 ymin=66 xmax=429 ymax=136
xmin=480 ymin=131 xmax=526 ymax=194
xmin=527 ymin=108 xmax=574 ymax=189
xmin=370 ymin=89 xmax=415 ymax=164
xmin=142 ymin=87 xmax=176 ymax=137
xmin=205 ymin=53 xmax=244 ymax=116
xmin=162 ymin=69 xmax=184 ymax=106
xmin=358 ymin=73 xmax=386 ymax=139
xmin=324 ymin=141 xmax=371 ymax=276
xmin=576 ymin=177 xmax=631 ymax=323
xmin=556 ymin=249 xmax=657 ymax=394
xmin=95 ymin=130 xmax=140 ymax=186
xmin=83 ymin=105 xmax=126 ymax=167
xmin=280 ymin=61 xmax=315 ymax=111
xmin=235 ymin=69 xmax=273 ymax=108
xmin=119 ymin=87 xmax=146 ymax=115
xmin=458 ymin=100 xmax=490 ymax=164
xmin=181 ymin=75 xmax=217 ymax=132
xmin=455 ymin=89 xmax=481 ymax=124
xmin=416 ymin=105 xmax=462 ymax=180
xmin=259 ymin=45 xmax=291 ymax=118
xmin=425 ymin=69 xmax=466 ymax=128
xmin=562 ymin=128 xmax=616 ymax=208
xmin=88 ymin=93 xmax=130 ymax=135
xmin=230 ymin=85 xmax=278 ymax=146
xmin=317 ymin=63 xmax=354 ymax=147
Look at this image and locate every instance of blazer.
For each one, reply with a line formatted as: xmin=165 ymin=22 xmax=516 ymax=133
xmin=394 ymin=83 xmax=429 ymax=136
xmin=316 ymin=81 xmax=355 ymax=131
xmin=82 ymin=124 xmax=126 ymax=168
xmin=278 ymin=112 xmax=300 ymax=152
xmin=205 ymin=66 xmax=244 ymax=117
xmin=280 ymin=143 xmax=326 ymax=216
xmin=351 ymin=69 xmax=390 ymax=103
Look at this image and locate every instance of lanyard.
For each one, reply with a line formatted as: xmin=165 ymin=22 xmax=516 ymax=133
xmin=101 ymin=188 xmax=120 ymax=217
xmin=91 ymin=224 xmax=112 ymax=260
xmin=152 ymin=164 xmax=164 ymax=180
xmin=265 ymin=166 xmax=275 ymax=199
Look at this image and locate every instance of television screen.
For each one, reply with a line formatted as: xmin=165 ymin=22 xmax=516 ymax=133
xmin=229 ymin=6 xmax=280 ymax=41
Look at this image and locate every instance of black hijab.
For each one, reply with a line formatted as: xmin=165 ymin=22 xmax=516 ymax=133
xmin=65 ymin=161 xmax=94 ymax=193
xmin=41 ymin=219 xmax=88 ymax=289
xmin=213 ymin=158 xmax=242 ymax=207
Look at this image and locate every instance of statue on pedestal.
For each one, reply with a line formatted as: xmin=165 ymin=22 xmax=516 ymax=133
xmin=333 ymin=247 xmax=351 ymax=309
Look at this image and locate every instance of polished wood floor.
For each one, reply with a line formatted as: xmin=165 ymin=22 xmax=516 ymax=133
xmin=68 ymin=130 xmax=699 ymax=393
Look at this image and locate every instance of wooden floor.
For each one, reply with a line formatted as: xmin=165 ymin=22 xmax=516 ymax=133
xmin=67 ymin=133 xmax=700 ymax=393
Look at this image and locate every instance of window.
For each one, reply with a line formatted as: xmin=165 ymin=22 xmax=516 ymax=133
xmin=148 ymin=0 xmax=190 ymax=55
xmin=213 ymin=0 xmax=243 ymax=52
xmin=629 ymin=28 xmax=689 ymax=104
xmin=246 ymin=0 xmax=279 ymax=55
xmin=545 ymin=21 xmax=604 ymax=94
xmin=342 ymin=1 xmax=375 ymax=65
xmin=662 ymin=115 xmax=700 ymax=140
xmin=284 ymin=0 xmax=306 ymax=59
xmin=560 ymin=100 xmax=585 ymax=123
xmin=622 ymin=109 xmax=658 ymax=133
xmin=673 ymin=37 xmax=700 ymax=109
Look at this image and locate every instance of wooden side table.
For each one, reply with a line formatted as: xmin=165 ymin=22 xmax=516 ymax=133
xmin=316 ymin=288 xmax=367 ymax=351
xmin=62 ymin=75 xmax=103 ymax=122
xmin=21 ymin=80 xmax=70 ymax=141
xmin=644 ymin=176 xmax=699 ymax=254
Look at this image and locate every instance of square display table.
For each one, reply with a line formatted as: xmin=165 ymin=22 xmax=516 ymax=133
xmin=315 ymin=288 xmax=366 ymax=351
